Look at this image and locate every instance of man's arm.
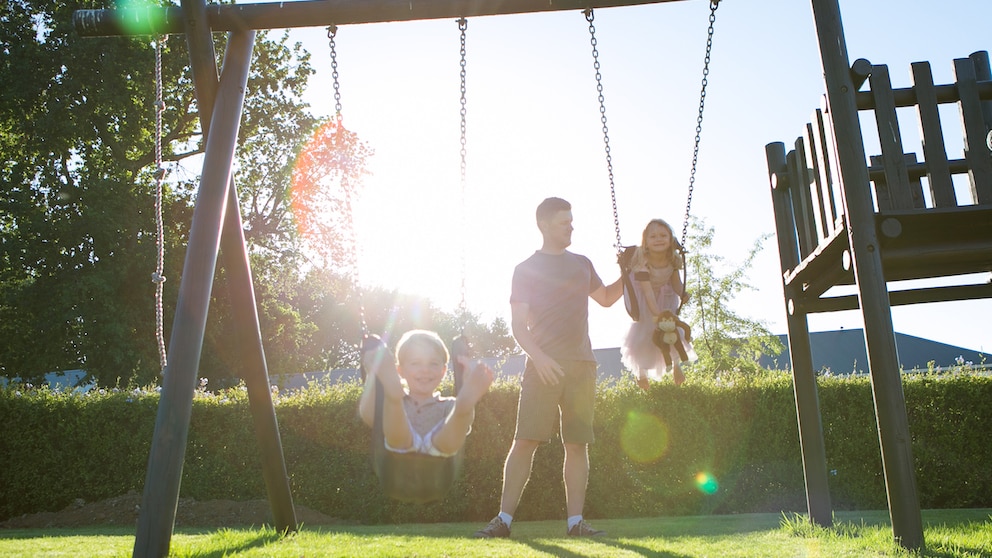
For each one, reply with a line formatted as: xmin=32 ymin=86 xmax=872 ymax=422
xmin=589 ymin=276 xmax=623 ymax=307
xmin=510 ymin=301 xmax=564 ymax=385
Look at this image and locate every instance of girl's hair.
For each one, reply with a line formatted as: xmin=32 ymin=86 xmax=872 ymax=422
xmin=395 ymin=330 xmax=450 ymax=365
xmin=634 ymin=218 xmax=684 ymax=270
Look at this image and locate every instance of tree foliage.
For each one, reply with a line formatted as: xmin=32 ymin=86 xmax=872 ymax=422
xmin=0 ymin=0 xmax=515 ymax=388
xmin=680 ymin=218 xmax=784 ymax=377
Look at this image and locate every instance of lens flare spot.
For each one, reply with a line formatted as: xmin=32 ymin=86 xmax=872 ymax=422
xmin=117 ymin=0 xmax=168 ymax=35
xmin=695 ymin=471 xmax=719 ymax=494
xmin=620 ymin=411 xmax=668 ymax=463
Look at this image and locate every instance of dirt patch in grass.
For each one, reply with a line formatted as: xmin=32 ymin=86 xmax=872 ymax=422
xmin=0 ymin=491 xmax=342 ymax=529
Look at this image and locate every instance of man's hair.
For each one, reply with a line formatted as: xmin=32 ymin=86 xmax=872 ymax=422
xmin=535 ymin=197 xmax=571 ymax=224
xmin=395 ymin=329 xmax=450 ymax=365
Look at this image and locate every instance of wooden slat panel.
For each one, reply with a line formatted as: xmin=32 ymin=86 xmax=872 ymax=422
xmin=869 ymin=64 xmax=915 ymax=210
xmin=790 ymin=137 xmax=818 ymax=259
xmin=911 ymin=61 xmax=956 ymax=207
xmin=772 ymin=52 xmax=992 ymax=324
xmin=811 ymin=109 xmax=842 ymax=235
xmin=954 ymin=57 xmax=992 ymax=203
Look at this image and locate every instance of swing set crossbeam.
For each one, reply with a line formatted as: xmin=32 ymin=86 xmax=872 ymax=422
xmin=74 ymin=0 xmax=688 ymax=37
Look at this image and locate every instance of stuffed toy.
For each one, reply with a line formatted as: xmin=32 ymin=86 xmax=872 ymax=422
xmin=652 ymin=310 xmax=693 ymax=371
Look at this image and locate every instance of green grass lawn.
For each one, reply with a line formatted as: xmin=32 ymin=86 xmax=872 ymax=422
xmin=1 ymin=509 xmax=989 ymax=557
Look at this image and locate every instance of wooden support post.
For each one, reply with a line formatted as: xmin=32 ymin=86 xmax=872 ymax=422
xmin=766 ymin=142 xmax=832 ymax=527
xmin=132 ymin=29 xmax=256 ymax=558
xmin=177 ymin=0 xmax=298 ymax=536
xmin=809 ymin=0 xmax=924 ymax=550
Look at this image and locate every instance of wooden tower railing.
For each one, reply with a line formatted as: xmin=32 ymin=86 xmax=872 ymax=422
xmin=765 ymin=48 xmax=992 ymax=550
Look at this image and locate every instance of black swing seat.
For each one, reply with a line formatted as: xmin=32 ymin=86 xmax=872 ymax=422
xmin=372 ymin=442 xmax=463 ymax=504
xmin=361 ymin=333 xmax=469 ymax=504
xmin=618 ymin=243 xmax=691 ymax=319
xmin=618 ymin=245 xmax=640 ymax=321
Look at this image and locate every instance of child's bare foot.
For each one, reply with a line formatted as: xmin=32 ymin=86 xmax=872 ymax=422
xmin=456 ymin=356 xmax=494 ymax=407
xmin=673 ymin=366 xmax=685 ymax=387
xmin=636 ymin=375 xmax=650 ymax=391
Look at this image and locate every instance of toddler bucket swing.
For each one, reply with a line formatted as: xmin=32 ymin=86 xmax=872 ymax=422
xmin=583 ymin=2 xmax=722 ymax=318
xmin=331 ymin=20 xmax=473 ymax=504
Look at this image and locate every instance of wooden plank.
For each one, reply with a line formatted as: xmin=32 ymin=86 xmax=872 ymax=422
xmin=74 ymin=0 xmax=687 ymax=36
xmin=805 ymin=120 xmax=830 ymax=242
xmin=789 ymin=205 xmax=992 ymax=290
xmin=955 ymin=57 xmax=992 ymax=203
xmin=911 ymin=61 xmax=957 ymax=207
xmin=871 ymin=154 xmax=924 ymax=210
xmin=783 ymin=224 xmax=852 ymax=296
xmin=803 ymin=283 xmax=992 ymax=314
xmin=790 ymin=138 xmax=818 ymax=259
xmin=869 ymin=64 xmax=915 ymax=210
xmin=970 ymin=51 xmax=992 ymax=133
xmin=856 ymin=80 xmax=992 ymax=110
xmin=875 ymin=205 xmax=992 ymax=280
xmin=820 ymin=104 xmax=847 ymax=228
xmin=766 ymin=143 xmax=801 ymax=274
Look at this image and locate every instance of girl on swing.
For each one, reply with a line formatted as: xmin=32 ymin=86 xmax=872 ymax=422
xmin=359 ymin=330 xmax=494 ymax=457
xmin=621 ymin=218 xmax=696 ymax=390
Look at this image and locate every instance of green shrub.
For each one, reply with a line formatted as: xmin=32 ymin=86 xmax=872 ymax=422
xmin=1 ymin=368 xmax=990 ymax=524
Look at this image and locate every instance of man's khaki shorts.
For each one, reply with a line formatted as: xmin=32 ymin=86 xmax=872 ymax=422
xmin=514 ymin=360 xmax=597 ymax=444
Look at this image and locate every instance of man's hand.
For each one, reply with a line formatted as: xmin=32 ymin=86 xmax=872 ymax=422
xmin=530 ymin=351 xmax=564 ymax=385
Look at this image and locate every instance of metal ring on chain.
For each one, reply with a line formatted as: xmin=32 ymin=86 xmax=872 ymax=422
xmin=584 ymin=8 xmax=623 ymax=255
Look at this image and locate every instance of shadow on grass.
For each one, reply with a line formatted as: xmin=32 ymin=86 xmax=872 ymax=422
xmin=919 ymin=545 xmax=991 ymax=558
xmin=176 ymin=528 xmax=285 ymax=558
xmin=0 ymin=526 xmax=134 ymax=539
xmin=518 ymin=536 xmax=693 ymax=558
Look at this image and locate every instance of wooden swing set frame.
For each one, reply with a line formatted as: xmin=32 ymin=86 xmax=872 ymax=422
xmin=72 ymin=0 xmax=971 ymax=555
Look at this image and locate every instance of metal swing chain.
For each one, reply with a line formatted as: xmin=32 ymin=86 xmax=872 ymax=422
xmin=328 ymin=25 xmax=343 ymax=119
xmin=457 ymin=18 xmax=469 ymax=330
xmin=680 ymin=0 xmax=720 ymax=251
xmin=584 ymin=8 xmax=623 ymax=256
xmin=152 ymin=34 xmax=169 ymax=372
xmin=681 ymin=0 xmax=720 ymax=332
xmin=327 ymin=25 xmax=367 ymax=340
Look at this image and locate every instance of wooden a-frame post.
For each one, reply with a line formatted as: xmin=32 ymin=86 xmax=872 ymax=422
xmin=806 ymin=0 xmax=924 ymax=549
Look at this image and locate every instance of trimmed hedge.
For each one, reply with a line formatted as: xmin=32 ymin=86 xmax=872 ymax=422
xmin=1 ymin=371 xmax=990 ymax=524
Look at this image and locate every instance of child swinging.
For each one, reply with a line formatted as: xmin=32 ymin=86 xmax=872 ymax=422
xmin=621 ymin=218 xmax=696 ymax=389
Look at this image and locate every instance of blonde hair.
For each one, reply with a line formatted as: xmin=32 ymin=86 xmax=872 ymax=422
xmin=395 ymin=330 xmax=450 ymax=365
xmin=633 ymin=218 xmax=684 ymax=270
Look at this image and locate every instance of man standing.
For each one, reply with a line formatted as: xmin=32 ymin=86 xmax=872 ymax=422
xmin=474 ymin=197 xmax=622 ymax=538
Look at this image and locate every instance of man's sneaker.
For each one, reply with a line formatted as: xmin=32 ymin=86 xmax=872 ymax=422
xmin=473 ymin=516 xmax=510 ymax=538
xmin=567 ymin=519 xmax=606 ymax=537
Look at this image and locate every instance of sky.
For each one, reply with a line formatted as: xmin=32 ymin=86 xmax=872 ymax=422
xmin=259 ymin=0 xmax=990 ymax=355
